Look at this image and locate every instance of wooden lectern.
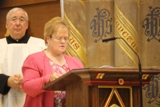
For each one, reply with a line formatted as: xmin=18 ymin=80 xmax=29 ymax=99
xmin=43 ymin=68 xmax=160 ymax=107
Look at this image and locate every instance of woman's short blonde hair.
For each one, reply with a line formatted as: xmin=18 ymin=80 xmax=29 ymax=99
xmin=44 ymin=17 xmax=69 ymax=44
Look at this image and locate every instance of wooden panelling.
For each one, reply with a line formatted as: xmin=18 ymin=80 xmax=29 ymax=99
xmin=0 ymin=0 xmax=60 ymax=39
xmin=0 ymin=0 xmax=58 ymax=8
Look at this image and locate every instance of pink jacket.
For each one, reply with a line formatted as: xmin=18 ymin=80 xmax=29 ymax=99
xmin=22 ymin=51 xmax=84 ymax=107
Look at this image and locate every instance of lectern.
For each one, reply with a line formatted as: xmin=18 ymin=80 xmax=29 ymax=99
xmin=43 ymin=68 xmax=159 ymax=107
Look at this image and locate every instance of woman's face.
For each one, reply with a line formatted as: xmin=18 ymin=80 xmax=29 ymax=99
xmin=47 ymin=25 xmax=69 ymax=55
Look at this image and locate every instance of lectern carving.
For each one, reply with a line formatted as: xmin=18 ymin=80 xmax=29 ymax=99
xmin=43 ymin=68 xmax=159 ymax=107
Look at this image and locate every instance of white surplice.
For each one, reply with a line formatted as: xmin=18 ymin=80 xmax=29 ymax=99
xmin=0 ymin=37 xmax=46 ymax=107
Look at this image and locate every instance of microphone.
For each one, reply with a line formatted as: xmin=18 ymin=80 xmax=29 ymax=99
xmin=102 ymin=37 xmax=117 ymax=42
xmin=102 ymin=37 xmax=143 ymax=107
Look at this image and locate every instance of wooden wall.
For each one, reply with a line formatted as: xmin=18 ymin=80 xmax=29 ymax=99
xmin=0 ymin=0 xmax=61 ymax=39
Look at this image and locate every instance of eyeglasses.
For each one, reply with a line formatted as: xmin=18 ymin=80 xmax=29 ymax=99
xmin=53 ymin=37 xmax=68 ymax=42
xmin=8 ymin=17 xmax=27 ymax=23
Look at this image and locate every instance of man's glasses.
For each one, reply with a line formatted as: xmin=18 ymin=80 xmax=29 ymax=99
xmin=9 ymin=17 xmax=27 ymax=23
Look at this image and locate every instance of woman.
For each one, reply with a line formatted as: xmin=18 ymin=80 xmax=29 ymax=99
xmin=22 ymin=17 xmax=84 ymax=107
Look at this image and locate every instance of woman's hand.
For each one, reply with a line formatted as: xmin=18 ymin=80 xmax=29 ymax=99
xmin=49 ymin=72 xmax=61 ymax=82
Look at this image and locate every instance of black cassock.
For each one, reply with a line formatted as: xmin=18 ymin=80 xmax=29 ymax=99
xmin=0 ymin=74 xmax=10 ymax=95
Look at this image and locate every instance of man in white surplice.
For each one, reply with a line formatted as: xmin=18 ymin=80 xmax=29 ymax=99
xmin=0 ymin=7 xmax=46 ymax=107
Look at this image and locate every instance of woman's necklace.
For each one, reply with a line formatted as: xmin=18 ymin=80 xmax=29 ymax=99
xmin=46 ymin=49 xmax=65 ymax=65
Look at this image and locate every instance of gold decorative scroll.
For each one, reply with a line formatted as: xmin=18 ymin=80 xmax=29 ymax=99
xmin=64 ymin=13 xmax=87 ymax=66
xmin=114 ymin=3 xmax=139 ymax=65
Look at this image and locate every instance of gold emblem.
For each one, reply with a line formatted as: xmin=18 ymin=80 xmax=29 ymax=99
xmin=96 ymin=73 xmax=105 ymax=79
xmin=142 ymin=74 xmax=149 ymax=80
xmin=118 ymin=78 xmax=124 ymax=85
xmin=110 ymin=104 xmax=120 ymax=107
xmin=104 ymin=88 xmax=125 ymax=107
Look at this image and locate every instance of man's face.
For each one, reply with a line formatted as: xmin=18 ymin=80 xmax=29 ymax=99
xmin=6 ymin=10 xmax=28 ymax=40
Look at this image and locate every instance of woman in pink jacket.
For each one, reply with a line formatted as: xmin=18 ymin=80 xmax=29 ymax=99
xmin=22 ymin=17 xmax=84 ymax=107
